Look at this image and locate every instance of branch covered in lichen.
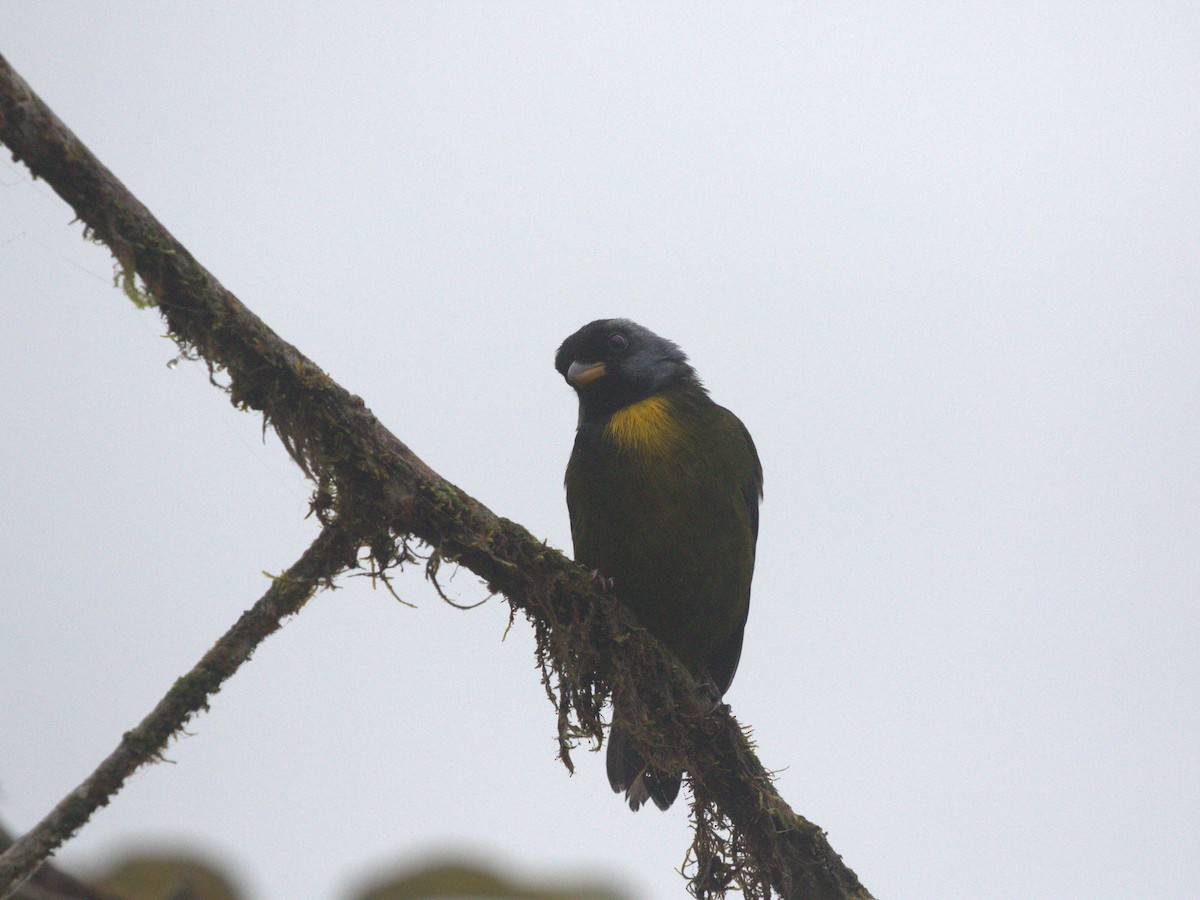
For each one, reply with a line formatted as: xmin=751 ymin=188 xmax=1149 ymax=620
xmin=0 ymin=52 xmax=871 ymax=900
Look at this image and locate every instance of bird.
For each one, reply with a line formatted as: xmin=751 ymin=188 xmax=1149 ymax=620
xmin=555 ymin=318 xmax=762 ymax=811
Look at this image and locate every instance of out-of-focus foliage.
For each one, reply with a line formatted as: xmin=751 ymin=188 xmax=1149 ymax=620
xmin=352 ymin=857 xmax=632 ymax=900
xmin=4 ymin=822 xmax=631 ymax=900
xmin=90 ymin=854 xmax=241 ymax=900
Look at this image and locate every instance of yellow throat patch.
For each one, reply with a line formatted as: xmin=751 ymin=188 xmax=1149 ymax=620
xmin=604 ymin=395 xmax=681 ymax=455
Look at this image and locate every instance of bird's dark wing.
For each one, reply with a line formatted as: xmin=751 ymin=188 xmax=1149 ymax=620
xmin=707 ymin=627 xmax=745 ymax=696
xmin=737 ymin=416 xmax=764 ymax=544
xmin=705 ymin=409 xmax=763 ymax=696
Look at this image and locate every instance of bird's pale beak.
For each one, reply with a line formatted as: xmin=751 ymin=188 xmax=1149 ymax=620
xmin=567 ymin=360 xmax=607 ymax=387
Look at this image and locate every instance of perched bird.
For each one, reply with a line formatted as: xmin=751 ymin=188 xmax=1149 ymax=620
xmin=555 ymin=318 xmax=763 ymax=811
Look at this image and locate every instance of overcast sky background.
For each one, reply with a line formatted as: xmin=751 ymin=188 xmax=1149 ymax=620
xmin=2 ymin=4 xmax=1198 ymax=899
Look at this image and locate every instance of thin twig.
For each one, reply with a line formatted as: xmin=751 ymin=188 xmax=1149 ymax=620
xmin=0 ymin=526 xmax=358 ymax=898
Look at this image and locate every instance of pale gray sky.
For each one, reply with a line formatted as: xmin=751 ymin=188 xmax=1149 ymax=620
xmin=2 ymin=4 xmax=1198 ymax=898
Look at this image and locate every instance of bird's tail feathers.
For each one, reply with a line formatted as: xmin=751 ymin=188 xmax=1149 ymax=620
xmin=607 ymin=721 xmax=681 ymax=812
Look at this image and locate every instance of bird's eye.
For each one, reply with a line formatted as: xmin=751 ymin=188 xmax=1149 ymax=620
xmin=607 ymin=332 xmax=629 ymax=352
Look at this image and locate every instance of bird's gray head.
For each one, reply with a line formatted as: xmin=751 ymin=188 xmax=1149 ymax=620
xmin=555 ymin=318 xmax=696 ymax=417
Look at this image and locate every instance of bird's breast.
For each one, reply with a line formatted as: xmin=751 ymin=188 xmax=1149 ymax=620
xmin=603 ymin=395 xmax=682 ymax=456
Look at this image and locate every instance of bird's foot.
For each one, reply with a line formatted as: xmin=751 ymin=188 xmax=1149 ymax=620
xmin=590 ymin=569 xmax=615 ymax=592
xmin=698 ymin=672 xmax=727 ymax=712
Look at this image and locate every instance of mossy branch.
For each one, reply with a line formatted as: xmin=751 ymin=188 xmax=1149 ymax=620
xmin=0 ymin=52 xmax=871 ymax=900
